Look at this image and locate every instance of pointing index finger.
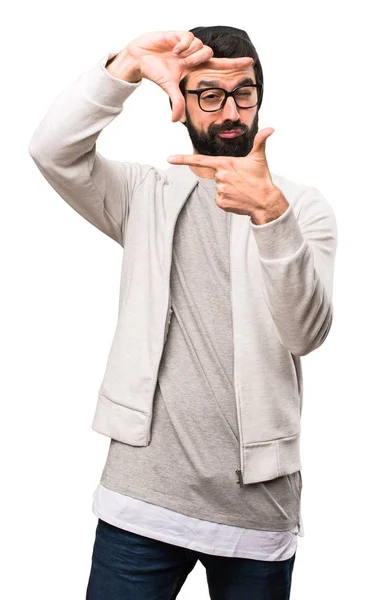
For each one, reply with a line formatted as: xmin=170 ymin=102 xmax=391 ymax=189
xmin=167 ymin=154 xmax=223 ymax=169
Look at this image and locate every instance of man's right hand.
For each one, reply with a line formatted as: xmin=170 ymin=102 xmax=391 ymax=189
xmin=120 ymin=31 xmax=254 ymax=123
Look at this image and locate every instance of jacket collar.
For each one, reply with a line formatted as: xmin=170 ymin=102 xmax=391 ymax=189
xmin=166 ymin=164 xmax=199 ymax=189
xmin=164 ymin=165 xmax=200 ymax=219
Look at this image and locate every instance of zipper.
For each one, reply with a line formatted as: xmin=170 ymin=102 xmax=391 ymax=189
xmin=230 ymin=213 xmax=245 ymax=487
xmin=146 ymin=287 xmax=171 ymax=446
xmin=163 ymin=291 xmax=172 ymax=342
xmin=235 ymin=468 xmax=244 ymax=488
xmin=147 ymin=187 xmax=195 ymax=445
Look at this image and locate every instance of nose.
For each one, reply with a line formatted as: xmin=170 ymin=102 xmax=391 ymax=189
xmin=221 ymin=96 xmax=240 ymax=121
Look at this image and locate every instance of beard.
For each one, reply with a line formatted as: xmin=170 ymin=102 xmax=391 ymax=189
xmin=183 ymin=109 xmax=259 ymax=157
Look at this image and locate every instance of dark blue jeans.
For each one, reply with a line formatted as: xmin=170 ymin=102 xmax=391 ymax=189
xmin=86 ymin=518 xmax=296 ymax=599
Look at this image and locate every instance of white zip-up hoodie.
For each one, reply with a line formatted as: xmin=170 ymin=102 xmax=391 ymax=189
xmin=28 ymin=51 xmax=338 ymax=486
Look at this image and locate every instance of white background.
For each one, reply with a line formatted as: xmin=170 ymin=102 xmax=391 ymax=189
xmin=2 ymin=0 xmax=390 ymax=598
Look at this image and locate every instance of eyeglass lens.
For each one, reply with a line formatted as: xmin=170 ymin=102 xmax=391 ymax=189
xmin=199 ymin=86 xmax=258 ymax=111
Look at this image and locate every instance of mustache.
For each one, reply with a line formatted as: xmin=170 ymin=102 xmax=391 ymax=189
xmin=210 ymin=121 xmax=247 ymax=134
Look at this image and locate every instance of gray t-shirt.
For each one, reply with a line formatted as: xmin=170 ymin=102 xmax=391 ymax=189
xmin=100 ymin=174 xmax=302 ymax=531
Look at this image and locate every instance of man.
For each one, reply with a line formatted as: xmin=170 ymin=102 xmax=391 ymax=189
xmin=29 ymin=26 xmax=338 ymax=599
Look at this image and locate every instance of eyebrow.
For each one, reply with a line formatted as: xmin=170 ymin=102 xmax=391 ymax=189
xmin=195 ymin=77 xmax=255 ymax=88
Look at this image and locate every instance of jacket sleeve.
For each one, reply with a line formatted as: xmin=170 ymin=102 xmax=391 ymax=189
xmin=250 ymin=186 xmax=338 ymax=356
xmin=28 ymin=51 xmax=150 ymax=247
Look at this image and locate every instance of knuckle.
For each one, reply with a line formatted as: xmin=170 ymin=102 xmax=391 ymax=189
xmin=216 ymin=197 xmax=228 ymax=210
xmin=218 ymin=169 xmax=229 ymax=182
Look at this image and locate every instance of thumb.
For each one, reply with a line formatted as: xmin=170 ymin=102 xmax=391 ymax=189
xmin=250 ymin=127 xmax=275 ymax=156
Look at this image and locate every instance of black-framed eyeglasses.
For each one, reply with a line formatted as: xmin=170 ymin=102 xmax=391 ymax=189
xmin=184 ymin=84 xmax=263 ymax=112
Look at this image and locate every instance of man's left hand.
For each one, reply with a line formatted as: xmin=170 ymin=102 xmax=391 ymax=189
xmin=167 ymin=127 xmax=290 ymax=225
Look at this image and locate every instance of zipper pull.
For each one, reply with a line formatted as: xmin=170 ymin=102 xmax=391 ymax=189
xmin=235 ymin=469 xmax=244 ymax=488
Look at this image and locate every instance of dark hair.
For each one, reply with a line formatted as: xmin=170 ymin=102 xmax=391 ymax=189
xmin=169 ymin=25 xmax=264 ymax=116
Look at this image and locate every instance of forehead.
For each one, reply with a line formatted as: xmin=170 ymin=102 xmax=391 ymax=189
xmin=186 ymin=66 xmax=256 ymax=88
